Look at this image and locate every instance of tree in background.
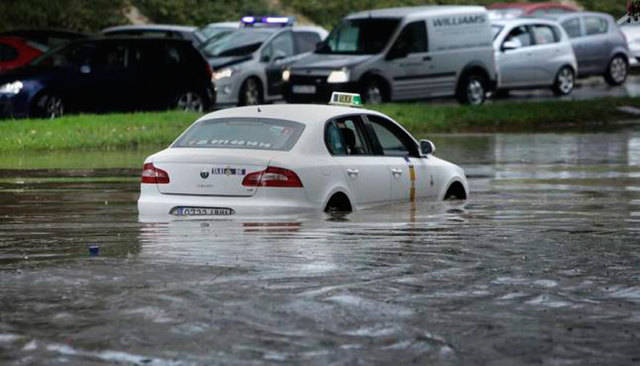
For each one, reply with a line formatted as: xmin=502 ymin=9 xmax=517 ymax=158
xmin=0 ymin=0 xmax=126 ymax=32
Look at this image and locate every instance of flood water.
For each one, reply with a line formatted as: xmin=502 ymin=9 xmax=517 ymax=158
xmin=1 ymin=131 xmax=640 ymax=365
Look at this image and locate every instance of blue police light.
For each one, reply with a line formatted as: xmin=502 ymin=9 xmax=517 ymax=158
xmin=240 ymin=15 xmax=295 ymax=27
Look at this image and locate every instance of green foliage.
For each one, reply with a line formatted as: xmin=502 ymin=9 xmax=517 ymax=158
xmin=132 ymin=0 xmax=271 ymax=26
xmin=0 ymin=0 xmax=126 ymax=32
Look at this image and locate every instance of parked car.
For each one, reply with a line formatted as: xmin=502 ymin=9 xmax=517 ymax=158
xmin=618 ymin=22 xmax=640 ymax=65
xmin=554 ymin=12 xmax=631 ymax=85
xmin=0 ymin=36 xmax=47 ymax=73
xmin=0 ymin=37 xmax=214 ymax=119
xmin=283 ymin=6 xmax=497 ymax=105
xmin=202 ymin=17 xmax=327 ymax=106
xmin=137 ymin=92 xmax=468 ymax=218
xmin=492 ymin=18 xmax=577 ymax=96
xmin=102 ymin=25 xmax=202 ymax=48
xmin=0 ymin=29 xmax=88 ymax=48
xmin=489 ymin=2 xmax=578 ymax=20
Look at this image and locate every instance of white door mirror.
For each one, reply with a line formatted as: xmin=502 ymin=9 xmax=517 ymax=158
xmin=420 ymin=139 xmax=435 ymax=155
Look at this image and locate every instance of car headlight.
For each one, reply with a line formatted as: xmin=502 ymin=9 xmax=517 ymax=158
xmin=0 ymin=81 xmax=24 ymax=94
xmin=213 ymin=67 xmax=234 ymax=81
xmin=282 ymin=69 xmax=290 ymax=82
xmin=327 ymin=69 xmax=350 ymax=84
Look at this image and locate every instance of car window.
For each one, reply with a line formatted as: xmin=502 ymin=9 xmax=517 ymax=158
xmin=294 ymin=31 xmax=321 ymax=53
xmin=390 ymin=21 xmax=428 ymax=54
xmin=584 ymin=16 xmax=608 ymax=36
xmin=365 ymin=115 xmax=418 ymax=157
xmin=264 ymin=31 xmax=294 ymax=60
xmin=92 ymin=44 xmax=129 ymax=71
xmin=504 ymin=26 xmax=533 ymax=48
xmin=562 ymin=18 xmax=582 ymax=38
xmin=325 ymin=116 xmax=370 ymax=156
xmin=31 ymin=43 xmax=96 ymax=68
xmin=174 ymin=118 xmax=305 ymax=151
xmin=319 ymin=18 xmax=400 ymax=55
xmin=531 ymin=24 xmax=559 ymax=44
xmin=0 ymin=43 xmax=18 ymax=62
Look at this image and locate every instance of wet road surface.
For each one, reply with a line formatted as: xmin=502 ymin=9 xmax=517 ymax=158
xmin=1 ymin=132 xmax=640 ymax=365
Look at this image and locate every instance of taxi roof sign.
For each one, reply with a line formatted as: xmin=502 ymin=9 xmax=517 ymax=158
xmin=329 ymin=92 xmax=363 ymax=107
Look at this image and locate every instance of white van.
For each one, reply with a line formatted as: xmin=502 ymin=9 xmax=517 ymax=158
xmin=283 ymin=6 xmax=497 ymax=105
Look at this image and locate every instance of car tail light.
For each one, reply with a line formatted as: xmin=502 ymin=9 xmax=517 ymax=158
xmin=206 ymin=63 xmax=213 ymax=79
xmin=242 ymin=166 xmax=303 ymax=188
xmin=141 ymin=162 xmax=170 ymax=184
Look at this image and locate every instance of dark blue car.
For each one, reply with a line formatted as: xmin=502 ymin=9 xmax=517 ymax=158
xmin=0 ymin=37 xmax=215 ymax=119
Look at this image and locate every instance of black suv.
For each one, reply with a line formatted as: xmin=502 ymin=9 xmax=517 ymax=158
xmin=0 ymin=37 xmax=214 ymax=119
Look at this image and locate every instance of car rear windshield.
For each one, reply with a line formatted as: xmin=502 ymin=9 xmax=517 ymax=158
xmin=201 ymin=29 xmax=274 ymax=57
xmin=173 ymin=118 xmax=305 ymax=151
xmin=316 ymin=18 xmax=400 ymax=55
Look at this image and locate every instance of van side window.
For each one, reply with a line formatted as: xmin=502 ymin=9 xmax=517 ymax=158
xmin=584 ymin=16 xmax=608 ymax=36
xmin=561 ymin=18 xmax=581 ymax=38
xmin=390 ymin=21 xmax=428 ymax=55
xmin=531 ymin=24 xmax=559 ymax=44
xmin=504 ymin=26 xmax=533 ymax=48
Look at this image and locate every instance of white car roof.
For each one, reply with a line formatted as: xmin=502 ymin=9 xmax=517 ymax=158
xmin=492 ymin=18 xmax=562 ymax=27
xmin=347 ymin=6 xmax=487 ymax=20
xmin=197 ymin=104 xmax=388 ymax=125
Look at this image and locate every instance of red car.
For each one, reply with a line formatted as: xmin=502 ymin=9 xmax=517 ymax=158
xmin=0 ymin=36 xmax=47 ymax=73
xmin=489 ymin=2 xmax=579 ymax=19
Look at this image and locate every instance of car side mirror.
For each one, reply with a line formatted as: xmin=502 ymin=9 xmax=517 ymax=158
xmin=502 ymin=40 xmax=520 ymax=52
xmin=420 ymin=139 xmax=436 ymax=155
xmin=261 ymin=54 xmax=271 ymax=63
xmin=272 ymin=50 xmax=287 ymax=63
xmin=80 ymin=65 xmax=91 ymax=74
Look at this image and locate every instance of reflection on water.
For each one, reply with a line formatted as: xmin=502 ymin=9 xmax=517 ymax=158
xmin=1 ymin=131 xmax=640 ymax=364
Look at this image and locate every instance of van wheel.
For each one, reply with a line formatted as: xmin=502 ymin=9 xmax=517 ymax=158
xmin=552 ymin=66 xmax=575 ymax=96
xmin=175 ymin=91 xmax=204 ymax=112
xmin=33 ymin=93 xmax=65 ymax=119
xmin=361 ymin=78 xmax=386 ymax=104
xmin=239 ymin=77 xmax=263 ymax=106
xmin=604 ymin=55 xmax=628 ymax=86
xmin=456 ymin=73 xmax=486 ymax=105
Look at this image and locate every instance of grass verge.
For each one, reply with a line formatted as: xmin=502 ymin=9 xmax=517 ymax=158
xmin=0 ymin=97 xmax=639 ymax=152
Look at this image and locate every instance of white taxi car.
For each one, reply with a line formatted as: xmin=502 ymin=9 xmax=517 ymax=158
xmin=138 ymin=93 xmax=468 ymax=217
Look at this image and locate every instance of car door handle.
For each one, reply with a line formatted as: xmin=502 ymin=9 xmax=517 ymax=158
xmin=346 ymin=169 xmax=359 ymax=177
xmin=391 ymin=168 xmax=403 ymax=176
xmin=423 ymin=56 xmax=432 ymax=61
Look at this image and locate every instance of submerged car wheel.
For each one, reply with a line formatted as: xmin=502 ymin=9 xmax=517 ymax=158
xmin=33 ymin=93 xmax=65 ymax=119
xmin=239 ymin=78 xmax=263 ymax=106
xmin=175 ymin=91 xmax=204 ymax=112
xmin=552 ymin=66 xmax=575 ymax=96
xmin=604 ymin=55 xmax=628 ymax=86
xmin=457 ymin=73 xmax=486 ymax=105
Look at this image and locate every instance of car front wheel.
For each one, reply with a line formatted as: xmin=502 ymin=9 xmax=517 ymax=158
xmin=175 ymin=91 xmax=205 ymax=112
xmin=239 ymin=78 xmax=263 ymax=106
xmin=33 ymin=93 xmax=65 ymax=119
xmin=456 ymin=73 xmax=486 ymax=105
xmin=552 ymin=66 xmax=575 ymax=96
xmin=604 ymin=55 xmax=628 ymax=86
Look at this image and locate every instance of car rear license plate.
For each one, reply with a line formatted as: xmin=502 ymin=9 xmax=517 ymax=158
xmin=171 ymin=207 xmax=235 ymax=216
xmin=292 ymin=85 xmax=316 ymax=94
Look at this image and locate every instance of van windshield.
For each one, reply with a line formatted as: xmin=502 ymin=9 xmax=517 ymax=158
xmin=317 ymin=18 xmax=400 ymax=55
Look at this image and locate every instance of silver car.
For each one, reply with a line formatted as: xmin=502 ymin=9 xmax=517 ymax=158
xmin=202 ymin=23 xmax=327 ymax=106
xmin=492 ymin=18 xmax=577 ymax=96
xmin=554 ymin=12 xmax=631 ymax=86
